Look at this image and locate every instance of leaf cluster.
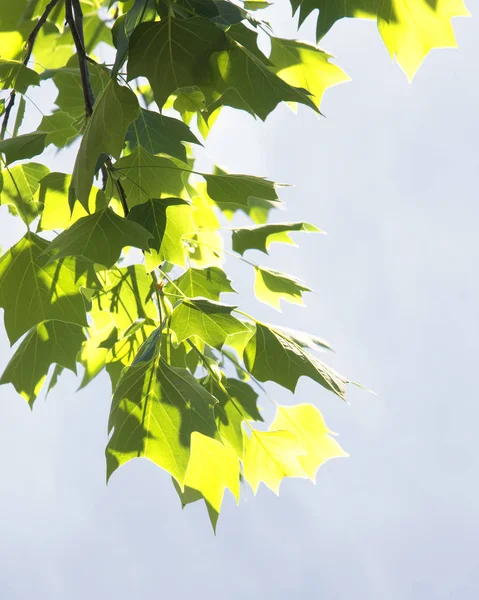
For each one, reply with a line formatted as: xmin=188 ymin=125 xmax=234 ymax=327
xmin=0 ymin=0 xmax=467 ymax=528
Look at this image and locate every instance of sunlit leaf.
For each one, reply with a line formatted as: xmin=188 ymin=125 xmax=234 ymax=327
xmin=0 ymin=162 xmax=49 ymax=225
xmin=166 ymin=267 xmax=235 ymax=301
xmin=107 ymin=357 xmax=218 ymax=486
xmin=44 ymin=208 xmax=152 ymax=268
xmin=0 ymin=321 xmax=85 ymax=406
xmin=270 ymin=404 xmax=348 ymax=480
xmin=254 ymin=266 xmax=311 ymax=309
xmin=0 ymin=132 xmax=47 ymax=165
xmin=232 ymin=221 xmax=320 ymax=255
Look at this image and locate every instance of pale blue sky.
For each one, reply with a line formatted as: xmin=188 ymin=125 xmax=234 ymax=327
xmin=0 ymin=6 xmax=477 ymax=598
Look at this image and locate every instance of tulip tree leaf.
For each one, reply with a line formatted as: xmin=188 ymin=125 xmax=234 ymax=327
xmin=92 ymin=265 xmax=158 ymax=332
xmin=254 ymin=266 xmax=311 ymax=309
xmin=106 ymin=357 xmax=218 ymax=486
xmin=244 ymin=323 xmax=348 ymax=399
xmin=113 ymin=146 xmax=186 ymax=207
xmin=204 ymin=170 xmax=280 ymax=220
xmin=270 ymin=404 xmax=348 ymax=480
xmin=205 ymin=377 xmax=263 ymax=456
xmin=44 ymin=208 xmax=153 ymax=268
xmin=0 ymin=321 xmax=85 ymax=406
xmin=127 ymin=197 xmax=196 ymax=268
xmin=243 ymin=429 xmax=307 ymax=494
xmin=0 ymin=59 xmax=39 ymax=93
xmin=0 ymin=162 xmax=49 ymax=225
xmin=170 ymin=298 xmax=249 ymax=349
xmin=38 ymin=111 xmax=78 ymax=148
xmin=270 ymin=38 xmax=349 ymax=110
xmin=0 ymin=132 xmax=47 ymax=165
xmin=127 ymin=17 xmax=228 ymax=109
xmin=37 ymin=173 xmax=107 ymax=231
xmin=0 ymin=233 xmax=93 ymax=343
xmin=71 ymin=79 xmax=139 ymax=209
xmin=126 ymin=108 xmax=200 ymax=161
xmin=232 ymin=221 xmax=320 ymax=255
xmin=290 ymin=0 xmax=469 ymax=79
xmin=184 ymin=432 xmax=240 ymax=513
xmin=166 ymin=267 xmax=235 ymax=301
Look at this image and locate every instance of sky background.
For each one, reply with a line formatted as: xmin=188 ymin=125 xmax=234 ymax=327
xmin=0 ymin=4 xmax=478 ymax=599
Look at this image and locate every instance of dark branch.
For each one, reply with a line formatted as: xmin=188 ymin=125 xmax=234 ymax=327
xmin=0 ymin=0 xmax=61 ymax=139
xmin=65 ymin=0 xmax=95 ymax=116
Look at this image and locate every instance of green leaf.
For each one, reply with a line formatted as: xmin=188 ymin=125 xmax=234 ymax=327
xmin=270 ymin=404 xmax=347 ymax=480
xmin=37 ymin=173 xmax=107 ymax=231
xmin=206 ymin=377 xmax=262 ymax=456
xmin=70 ymin=79 xmax=139 ymax=209
xmin=268 ymin=324 xmax=333 ymax=352
xmin=166 ymin=267 xmax=235 ymax=301
xmin=113 ymin=146 xmax=186 ymax=208
xmin=243 ymin=0 xmax=272 ymax=10
xmin=78 ymin=310 xmax=117 ymax=389
xmin=184 ymin=432 xmax=240 ymax=513
xmin=0 ymin=321 xmax=85 ymax=406
xmin=269 ymin=38 xmax=349 ymax=110
xmin=106 ymin=357 xmax=218 ymax=486
xmin=0 ymin=233 xmax=94 ymax=343
xmin=93 ymin=265 xmax=157 ymax=332
xmin=44 ymin=208 xmax=153 ymax=268
xmin=254 ymin=266 xmax=311 ymax=310
xmin=111 ymin=0 xmax=157 ymax=74
xmin=126 ymin=108 xmax=200 ymax=162
xmin=0 ymin=59 xmax=39 ymax=93
xmin=39 ymin=111 xmax=78 ymax=148
xmin=243 ymin=429 xmax=307 ymax=494
xmin=171 ymin=478 xmax=220 ymax=532
xmin=205 ymin=168 xmax=281 ymax=221
xmin=0 ymin=132 xmax=47 ymax=165
xmin=126 ymin=197 xmax=196 ymax=269
xmin=244 ymin=323 xmax=348 ymax=398
xmin=232 ymin=221 xmax=320 ymax=255
xmin=170 ymin=298 xmax=249 ymax=349
xmin=0 ymin=162 xmax=49 ymax=225
xmin=290 ymin=0 xmax=469 ymax=79
xmin=50 ymin=61 xmax=110 ymax=118
xmin=208 ymin=26 xmax=318 ymax=120
xmin=127 ymin=17 xmax=228 ymax=109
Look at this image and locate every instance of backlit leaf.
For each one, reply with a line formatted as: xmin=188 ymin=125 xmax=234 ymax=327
xmin=44 ymin=208 xmax=152 ymax=268
xmin=0 ymin=233 xmax=93 ymax=343
xmin=107 ymin=357 xmax=218 ymax=486
xmin=254 ymin=266 xmax=311 ymax=309
xmin=270 ymin=404 xmax=348 ymax=480
xmin=232 ymin=221 xmax=320 ymax=255
xmin=0 ymin=59 xmax=39 ymax=93
xmin=170 ymin=298 xmax=249 ymax=349
xmin=243 ymin=429 xmax=307 ymax=494
xmin=0 ymin=321 xmax=85 ymax=406
xmin=0 ymin=162 xmax=49 ymax=225
xmin=166 ymin=267 xmax=235 ymax=301
xmin=0 ymin=132 xmax=47 ymax=165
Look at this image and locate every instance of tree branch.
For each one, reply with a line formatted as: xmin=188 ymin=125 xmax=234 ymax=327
xmin=0 ymin=0 xmax=61 ymax=139
xmin=65 ymin=0 xmax=95 ymax=116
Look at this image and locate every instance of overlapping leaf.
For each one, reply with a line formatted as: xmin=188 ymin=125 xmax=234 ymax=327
xmin=44 ymin=208 xmax=152 ymax=268
xmin=244 ymin=323 xmax=348 ymax=398
xmin=0 ymin=162 xmax=49 ymax=224
xmin=0 ymin=320 xmax=85 ymax=406
xmin=107 ymin=357 xmax=218 ymax=486
xmin=0 ymin=132 xmax=47 ymax=164
xmin=166 ymin=267 xmax=235 ymax=301
xmin=170 ymin=298 xmax=249 ymax=349
xmin=0 ymin=233 xmax=94 ymax=343
xmin=71 ymin=80 xmax=139 ymax=208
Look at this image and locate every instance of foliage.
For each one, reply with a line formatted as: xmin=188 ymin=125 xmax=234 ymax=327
xmin=0 ymin=0 xmax=467 ymax=530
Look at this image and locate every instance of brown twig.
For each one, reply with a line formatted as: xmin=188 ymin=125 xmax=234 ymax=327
xmin=0 ymin=0 xmax=61 ymax=139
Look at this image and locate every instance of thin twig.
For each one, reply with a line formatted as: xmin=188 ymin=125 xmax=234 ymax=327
xmin=0 ymin=0 xmax=61 ymax=139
